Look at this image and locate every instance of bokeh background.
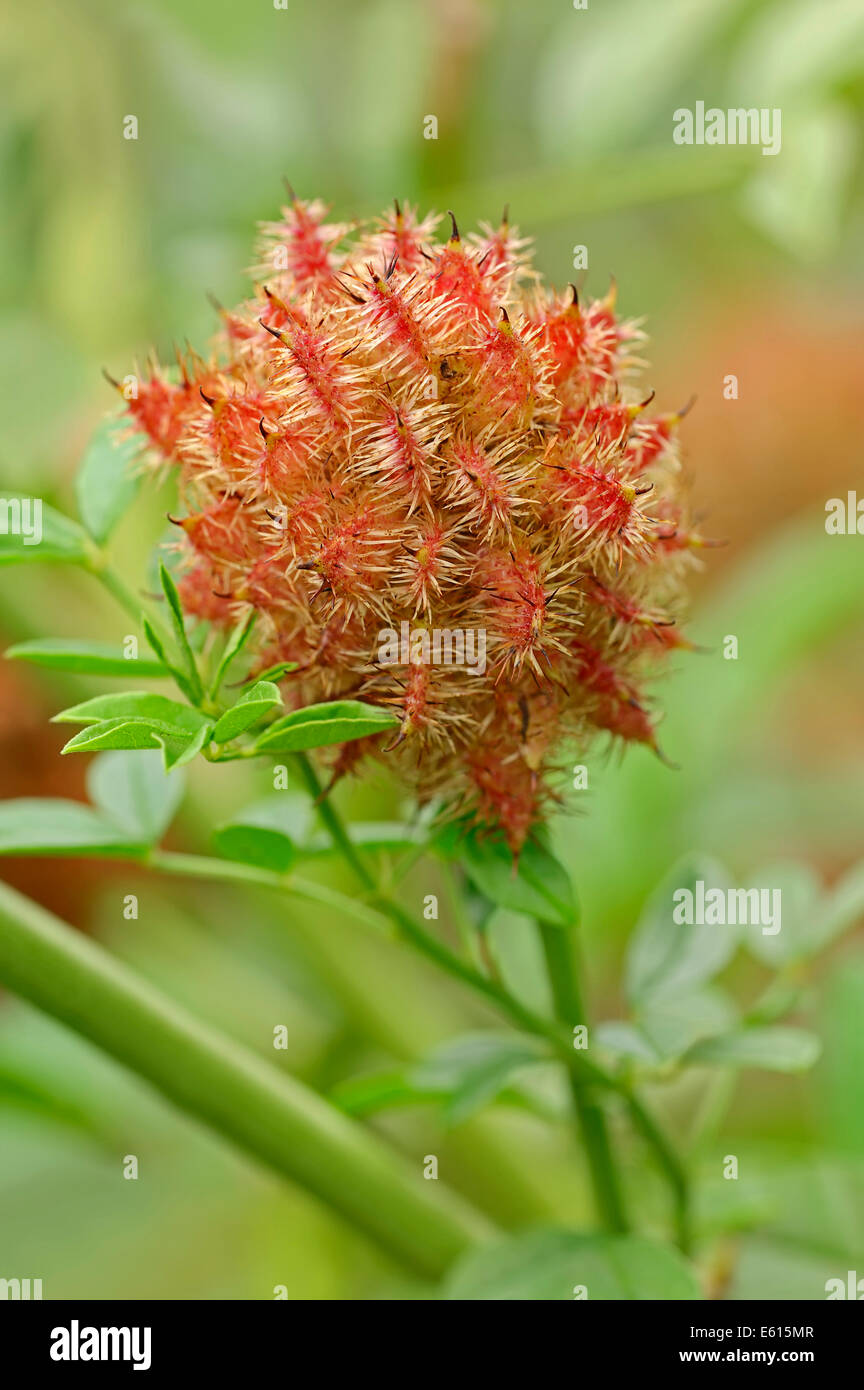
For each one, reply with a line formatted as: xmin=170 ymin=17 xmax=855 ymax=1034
xmin=1 ymin=0 xmax=863 ymax=1298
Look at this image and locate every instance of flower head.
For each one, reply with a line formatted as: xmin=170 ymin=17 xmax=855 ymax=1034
xmin=119 ymin=194 xmax=703 ymax=850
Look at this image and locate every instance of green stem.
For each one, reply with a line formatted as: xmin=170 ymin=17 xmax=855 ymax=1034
xmin=0 ymin=879 xmax=493 ymax=1279
xmin=149 ymin=850 xmax=389 ymax=935
xmin=90 ymin=558 xmax=182 ymax=659
xmin=292 ymin=753 xmax=375 ymax=887
xmin=538 ymin=921 xmax=629 ymax=1234
xmin=77 ymin=530 xmax=695 ymax=1246
xmin=291 ymin=760 xmax=690 ymax=1251
xmin=623 ymin=1088 xmax=691 ymax=1254
xmin=151 ymin=848 xmax=591 ymax=1073
xmin=290 ymin=756 xmax=586 ymax=1063
xmin=86 ymin=554 xmax=144 ymax=626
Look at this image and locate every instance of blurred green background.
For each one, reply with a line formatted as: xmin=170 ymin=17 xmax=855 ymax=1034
xmin=1 ymin=0 xmax=864 ymax=1298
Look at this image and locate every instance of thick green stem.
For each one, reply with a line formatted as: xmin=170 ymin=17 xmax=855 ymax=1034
xmin=0 ymin=879 xmax=493 ymax=1279
xmin=150 ymin=847 xmax=691 ymax=1248
xmin=538 ymin=921 xmax=629 ymax=1234
xmin=83 ymin=549 xmax=693 ymax=1246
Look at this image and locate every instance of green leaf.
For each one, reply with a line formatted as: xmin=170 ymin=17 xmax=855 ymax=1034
xmin=212 ymin=823 xmax=294 ymax=874
xmin=726 ymin=1157 xmax=864 ymax=1300
xmin=159 ymin=721 xmax=213 ymax=770
xmin=53 ymin=692 xmax=210 ymax=735
xmin=439 ymin=825 xmax=576 ymax=929
xmin=222 ymin=794 xmax=313 ymax=843
xmin=245 ymin=660 xmax=299 ymax=684
xmin=410 ymin=1033 xmax=548 ymax=1125
xmin=444 ymin=1229 xmax=702 ymax=1300
xmin=810 ymin=860 xmax=864 ymax=955
xmin=74 ymin=415 xmax=145 ymax=544
xmin=329 ymin=1070 xmax=428 ymax=1118
xmin=0 ymin=798 xmax=146 ymax=857
xmin=486 ymin=908 xmax=553 ymax=1016
xmin=684 ymin=1026 xmax=821 ymax=1073
xmin=4 ymin=638 xmax=168 ymax=678
xmin=642 ymin=987 xmax=738 ymax=1060
xmin=212 ymin=681 xmax=282 ymax=743
xmin=744 ymin=861 xmax=821 ymax=968
xmin=594 ymin=1022 xmax=660 ymax=1066
xmin=86 ymin=750 xmax=184 ymax=842
xmin=254 ymin=699 xmax=399 ymax=753
xmin=158 ymin=564 xmax=204 ymax=703
xmin=60 ymin=719 xmax=179 ymax=755
xmin=597 ymin=988 xmax=739 ymax=1067
xmin=0 ymin=494 xmax=89 ymax=565
xmin=209 ymin=611 xmax=257 ymax=696
xmin=59 ymin=715 xmax=212 ymax=769
xmin=626 ymin=854 xmax=736 ymax=1007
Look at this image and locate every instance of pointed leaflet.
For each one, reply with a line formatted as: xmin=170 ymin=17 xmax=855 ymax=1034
xmin=60 ymin=720 xmax=183 ymax=755
xmin=245 ymin=660 xmax=298 ymax=684
xmin=158 ymin=564 xmax=204 ymax=703
xmin=626 ymin=854 xmax=737 ymax=1007
xmin=61 ymin=716 xmax=214 ymax=769
xmin=744 ymin=861 xmax=820 ymax=969
xmin=53 ymin=692 xmax=210 ymax=735
xmin=87 ymin=750 xmax=184 ymax=842
xmin=0 ymin=798 xmax=147 ymax=857
xmin=437 ymin=824 xmax=576 ymax=929
xmin=0 ymin=495 xmax=89 ymax=565
xmin=597 ymin=986 xmax=738 ymax=1067
xmin=209 ymin=611 xmax=257 ymax=697
xmin=254 ymin=700 xmax=398 ymax=753
xmin=410 ymin=1033 xmax=549 ymax=1125
xmin=75 ymin=415 xmax=145 ymax=544
xmin=5 ymin=638 xmax=168 ymax=678
xmin=684 ymin=1027 xmax=821 ymax=1073
xmin=158 ymin=721 xmax=213 ymax=770
xmin=212 ymin=682 xmax=282 ymax=743
xmin=212 ymin=824 xmax=295 ymax=874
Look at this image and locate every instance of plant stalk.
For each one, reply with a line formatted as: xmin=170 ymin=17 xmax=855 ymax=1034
xmin=538 ymin=920 xmax=629 ymax=1234
xmin=289 ymin=756 xmax=694 ymax=1246
xmin=0 ymin=879 xmax=494 ymax=1279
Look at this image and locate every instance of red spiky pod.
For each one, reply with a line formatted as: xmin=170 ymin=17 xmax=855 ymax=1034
xmin=118 ymin=193 xmax=703 ymax=852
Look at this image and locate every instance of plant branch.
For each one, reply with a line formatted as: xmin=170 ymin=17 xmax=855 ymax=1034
xmin=623 ymin=1089 xmax=692 ymax=1254
xmin=291 ymin=759 xmax=692 ymax=1251
xmin=0 ymin=879 xmax=493 ymax=1279
xmin=538 ymin=920 xmax=629 ymax=1234
xmin=150 ymin=847 xmax=594 ymax=1074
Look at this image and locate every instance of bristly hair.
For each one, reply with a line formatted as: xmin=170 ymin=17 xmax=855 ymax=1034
xmin=114 ymin=192 xmax=705 ymax=851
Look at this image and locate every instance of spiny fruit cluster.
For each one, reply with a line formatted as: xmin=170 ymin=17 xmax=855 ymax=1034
xmin=117 ymin=193 xmax=707 ymax=850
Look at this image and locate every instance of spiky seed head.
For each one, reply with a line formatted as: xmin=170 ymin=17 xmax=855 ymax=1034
xmin=121 ymin=194 xmax=704 ymax=850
